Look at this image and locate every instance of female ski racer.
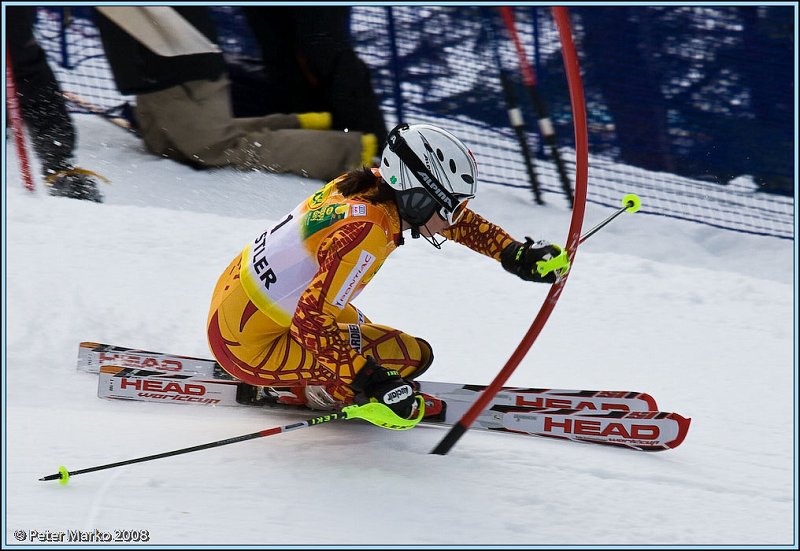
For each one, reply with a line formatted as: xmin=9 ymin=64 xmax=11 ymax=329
xmin=207 ymin=123 xmax=569 ymax=427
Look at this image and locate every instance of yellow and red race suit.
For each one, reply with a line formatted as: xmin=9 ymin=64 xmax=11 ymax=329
xmin=207 ymin=173 xmax=516 ymax=402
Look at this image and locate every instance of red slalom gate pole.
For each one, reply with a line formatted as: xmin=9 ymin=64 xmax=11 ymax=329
xmin=431 ymin=7 xmax=589 ymax=455
xmin=6 ymin=48 xmax=35 ymax=192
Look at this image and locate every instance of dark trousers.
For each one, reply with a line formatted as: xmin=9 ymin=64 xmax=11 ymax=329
xmin=243 ymin=6 xmax=387 ymax=145
xmin=7 ymin=6 xmax=75 ymax=176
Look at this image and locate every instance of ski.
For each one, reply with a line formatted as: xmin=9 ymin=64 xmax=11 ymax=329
xmin=78 ymin=341 xmax=220 ymax=377
xmin=83 ymin=343 xmax=690 ymax=451
xmin=96 ymin=367 xmax=688 ymax=451
xmin=79 ymin=342 xmax=659 ymax=412
xmin=480 ymin=407 xmax=689 ymax=451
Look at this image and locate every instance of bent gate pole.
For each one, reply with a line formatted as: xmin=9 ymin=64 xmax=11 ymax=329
xmin=432 ymin=7 xmax=589 ymax=455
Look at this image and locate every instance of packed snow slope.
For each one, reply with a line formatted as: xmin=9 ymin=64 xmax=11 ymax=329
xmin=4 ymin=115 xmax=796 ymax=547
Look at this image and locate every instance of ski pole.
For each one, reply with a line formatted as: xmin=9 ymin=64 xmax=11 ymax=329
xmin=523 ymin=193 xmax=641 ymax=280
xmin=579 ymin=193 xmax=641 ymax=244
xmin=40 ymin=397 xmax=424 ymax=484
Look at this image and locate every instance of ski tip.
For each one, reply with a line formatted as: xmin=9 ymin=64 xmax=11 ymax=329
xmin=665 ymin=414 xmax=691 ymax=450
xmin=640 ymin=392 xmax=659 ymax=411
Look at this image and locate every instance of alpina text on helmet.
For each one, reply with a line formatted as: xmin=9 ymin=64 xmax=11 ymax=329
xmin=415 ymin=169 xmax=455 ymax=211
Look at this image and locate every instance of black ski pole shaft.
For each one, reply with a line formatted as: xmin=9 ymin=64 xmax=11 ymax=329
xmin=499 ymin=6 xmax=574 ymax=208
xmin=502 ymin=71 xmax=544 ymax=206
xmin=527 ymin=81 xmax=574 ymax=208
xmin=39 ymin=409 xmax=351 ymax=483
xmin=579 ymin=194 xmax=641 ymax=244
xmin=484 ymin=9 xmax=543 ymax=205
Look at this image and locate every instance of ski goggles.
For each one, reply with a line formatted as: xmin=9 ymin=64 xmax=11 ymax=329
xmin=442 ymin=196 xmax=470 ymax=224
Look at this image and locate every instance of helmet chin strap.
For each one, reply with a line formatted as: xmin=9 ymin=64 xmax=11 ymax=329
xmin=410 ymin=223 xmax=446 ymax=250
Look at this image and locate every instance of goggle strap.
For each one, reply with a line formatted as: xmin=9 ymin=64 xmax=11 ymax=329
xmin=388 ymin=126 xmax=460 ymax=215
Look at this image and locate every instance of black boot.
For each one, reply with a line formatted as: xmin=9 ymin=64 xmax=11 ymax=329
xmin=350 ymin=357 xmax=418 ymax=419
xmin=46 ymin=168 xmax=105 ymax=203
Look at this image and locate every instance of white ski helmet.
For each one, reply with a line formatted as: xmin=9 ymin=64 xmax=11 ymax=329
xmin=380 ymin=123 xmax=478 ymax=227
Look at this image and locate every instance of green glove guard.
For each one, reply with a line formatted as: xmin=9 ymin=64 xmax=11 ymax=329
xmin=536 ymin=245 xmax=571 ymax=277
xmin=342 ymin=394 xmax=426 ymax=430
